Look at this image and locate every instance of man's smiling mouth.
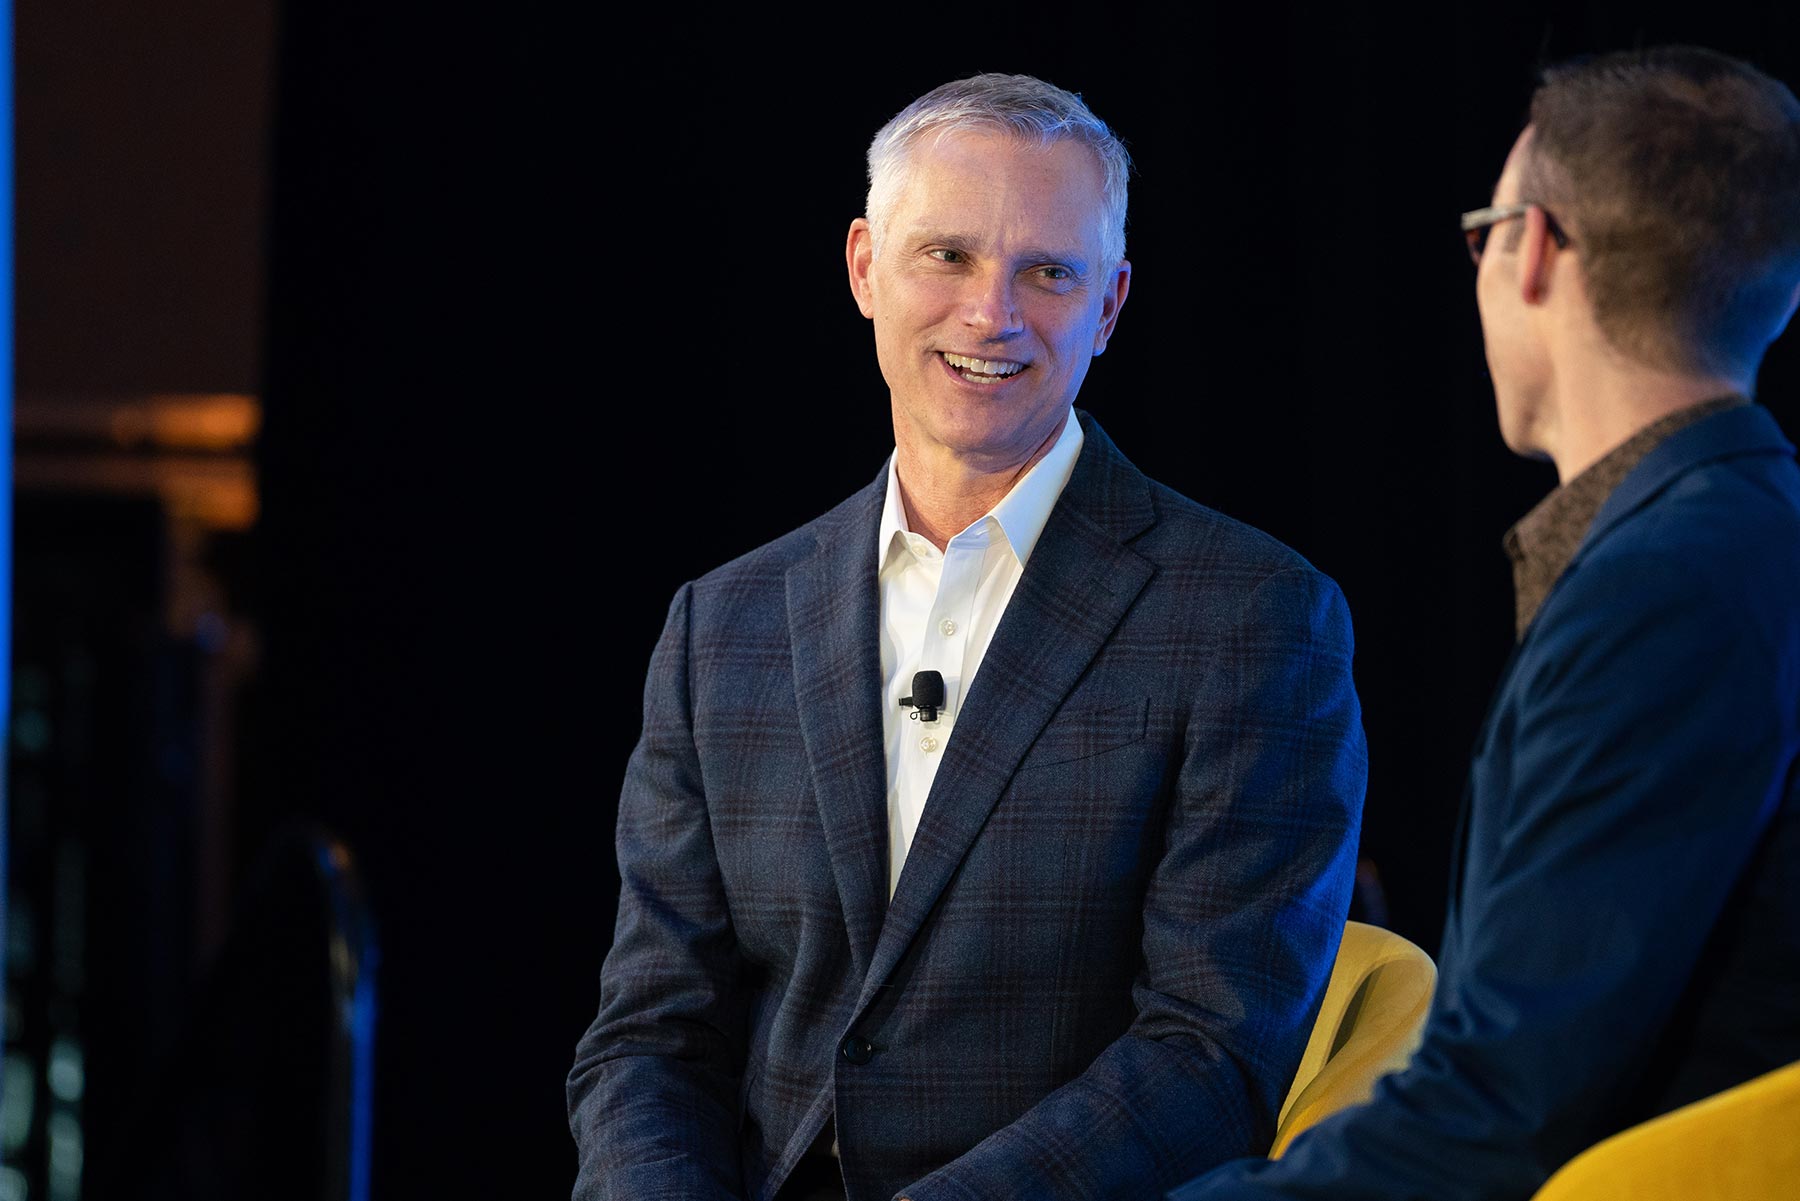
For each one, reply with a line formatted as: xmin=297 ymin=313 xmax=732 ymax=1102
xmin=942 ymin=352 xmax=1026 ymax=383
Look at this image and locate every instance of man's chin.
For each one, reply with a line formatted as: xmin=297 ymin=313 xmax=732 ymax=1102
xmin=1495 ymin=421 xmax=1554 ymax=465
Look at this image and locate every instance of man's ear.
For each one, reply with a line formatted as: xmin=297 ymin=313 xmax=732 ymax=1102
xmin=1092 ymin=259 xmax=1131 ymax=355
xmin=1518 ymin=205 xmax=1560 ymax=306
xmin=846 ymin=218 xmax=877 ymax=319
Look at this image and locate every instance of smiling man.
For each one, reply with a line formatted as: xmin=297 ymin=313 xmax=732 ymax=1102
xmin=568 ymin=73 xmax=1368 ymax=1201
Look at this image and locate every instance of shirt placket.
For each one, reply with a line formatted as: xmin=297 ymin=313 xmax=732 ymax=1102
xmin=890 ymin=522 xmax=993 ymax=892
xmin=920 ymin=522 xmax=989 ymax=739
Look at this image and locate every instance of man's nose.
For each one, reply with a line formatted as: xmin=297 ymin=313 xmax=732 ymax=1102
xmin=962 ymin=269 xmax=1023 ymax=339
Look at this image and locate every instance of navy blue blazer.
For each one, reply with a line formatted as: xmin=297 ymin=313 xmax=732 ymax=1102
xmin=1172 ymin=402 xmax=1800 ymax=1200
xmin=568 ymin=411 xmax=1368 ymax=1201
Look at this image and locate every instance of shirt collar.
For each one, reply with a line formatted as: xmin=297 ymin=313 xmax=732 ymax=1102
xmin=878 ymin=411 xmax=1086 ymax=572
xmin=1502 ymin=394 xmax=1746 ymax=639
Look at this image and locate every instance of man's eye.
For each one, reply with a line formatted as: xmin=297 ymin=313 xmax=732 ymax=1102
xmin=1037 ymin=265 xmax=1072 ymax=281
xmin=929 ymin=249 xmax=965 ymax=263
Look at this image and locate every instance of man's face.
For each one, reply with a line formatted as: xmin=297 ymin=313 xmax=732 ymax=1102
xmin=847 ymin=129 xmax=1130 ymax=472
xmin=1476 ymin=125 xmax=1553 ymax=459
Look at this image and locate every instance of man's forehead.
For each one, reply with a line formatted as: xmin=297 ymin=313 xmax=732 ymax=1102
xmin=890 ymin=135 xmax=1106 ymax=247
xmin=905 ymin=128 xmax=1105 ymax=190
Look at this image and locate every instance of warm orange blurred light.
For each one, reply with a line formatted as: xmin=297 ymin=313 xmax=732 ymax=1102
xmin=111 ymin=393 xmax=261 ymax=451
xmin=15 ymin=392 xmax=263 ymax=531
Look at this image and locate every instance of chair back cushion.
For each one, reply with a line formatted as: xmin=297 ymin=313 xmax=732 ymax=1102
xmin=1272 ymin=920 xmax=1437 ymax=1156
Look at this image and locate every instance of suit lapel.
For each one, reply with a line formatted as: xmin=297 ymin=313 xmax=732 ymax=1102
xmin=787 ymin=471 xmax=891 ymax=982
xmin=1575 ymin=403 xmax=1795 ymax=566
xmin=859 ymin=414 xmax=1157 ymax=1006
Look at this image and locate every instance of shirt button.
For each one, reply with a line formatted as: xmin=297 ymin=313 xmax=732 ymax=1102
xmin=919 ymin=735 xmax=939 ymax=753
xmin=939 ymin=618 xmax=957 ymax=637
xmin=840 ymin=1035 xmax=874 ymax=1065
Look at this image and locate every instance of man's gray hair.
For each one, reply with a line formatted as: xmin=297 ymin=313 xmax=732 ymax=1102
xmin=864 ymin=72 xmax=1132 ymax=270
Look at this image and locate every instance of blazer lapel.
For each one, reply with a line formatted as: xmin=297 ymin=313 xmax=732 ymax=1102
xmin=859 ymin=414 xmax=1157 ymax=1006
xmin=1576 ymin=403 xmax=1795 ymax=563
xmin=787 ymin=470 xmax=892 ymax=982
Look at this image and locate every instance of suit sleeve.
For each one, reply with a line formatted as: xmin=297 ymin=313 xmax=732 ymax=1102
xmin=902 ymin=566 xmax=1369 ymax=1201
xmin=1167 ymin=547 xmax=1796 ymax=1200
xmin=566 ymin=583 xmax=749 ymax=1201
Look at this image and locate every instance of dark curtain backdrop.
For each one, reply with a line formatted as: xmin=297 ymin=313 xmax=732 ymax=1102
xmin=245 ymin=5 xmax=1800 ymax=1196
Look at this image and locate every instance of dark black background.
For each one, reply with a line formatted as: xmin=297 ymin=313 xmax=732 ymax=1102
xmin=237 ymin=5 xmax=1800 ymax=1196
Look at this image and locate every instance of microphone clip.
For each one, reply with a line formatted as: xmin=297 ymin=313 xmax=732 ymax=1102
xmin=901 ymin=669 xmax=945 ymax=723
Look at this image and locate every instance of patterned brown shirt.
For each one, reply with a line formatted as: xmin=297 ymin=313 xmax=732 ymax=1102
xmin=1502 ymin=395 xmax=1747 ymax=639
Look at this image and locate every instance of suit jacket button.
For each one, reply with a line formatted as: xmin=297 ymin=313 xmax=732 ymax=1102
xmin=839 ymin=1035 xmax=874 ymax=1065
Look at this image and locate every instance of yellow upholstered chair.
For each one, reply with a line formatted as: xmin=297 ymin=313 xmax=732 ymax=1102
xmin=1528 ymin=1057 xmax=1800 ymax=1201
xmin=1270 ymin=919 xmax=1437 ymax=1156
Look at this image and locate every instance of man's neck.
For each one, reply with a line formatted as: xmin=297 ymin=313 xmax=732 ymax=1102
xmin=894 ymin=415 xmax=1070 ymax=551
xmin=1544 ymin=355 xmax=1747 ymax=483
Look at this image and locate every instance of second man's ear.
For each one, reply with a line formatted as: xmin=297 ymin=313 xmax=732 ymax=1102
xmin=1518 ymin=206 xmax=1561 ymax=306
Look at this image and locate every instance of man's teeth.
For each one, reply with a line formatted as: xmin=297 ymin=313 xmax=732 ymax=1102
xmin=944 ymin=353 xmax=1023 ymax=379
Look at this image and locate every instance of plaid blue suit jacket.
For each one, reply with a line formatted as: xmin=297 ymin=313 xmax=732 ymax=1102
xmin=569 ymin=411 xmax=1368 ymax=1201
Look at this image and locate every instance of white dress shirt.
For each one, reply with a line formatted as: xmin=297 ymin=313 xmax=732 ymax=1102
xmin=877 ymin=413 xmax=1085 ymax=897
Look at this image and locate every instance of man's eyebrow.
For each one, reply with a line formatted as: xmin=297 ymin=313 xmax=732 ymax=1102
xmin=906 ymin=229 xmax=977 ymax=253
xmin=1018 ymin=246 xmax=1091 ymax=279
xmin=906 ymin=231 xmax=1091 ymax=278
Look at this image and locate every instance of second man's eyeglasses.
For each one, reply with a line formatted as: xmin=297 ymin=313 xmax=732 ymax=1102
xmin=1460 ymin=203 xmax=1571 ymax=265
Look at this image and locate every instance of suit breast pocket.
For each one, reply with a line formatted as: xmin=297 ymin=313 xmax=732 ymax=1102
xmin=967 ymin=696 xmax=1164 ymax=952
xmin=1013 ymin=697 xmax=1150 ymax=773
